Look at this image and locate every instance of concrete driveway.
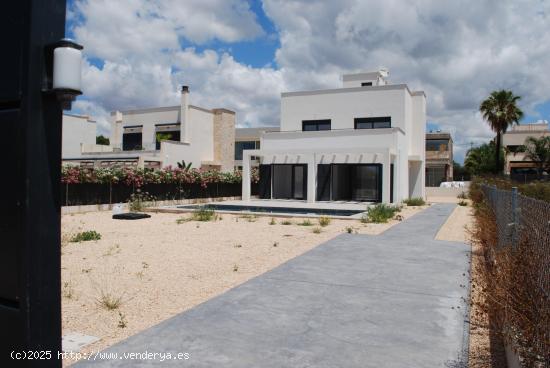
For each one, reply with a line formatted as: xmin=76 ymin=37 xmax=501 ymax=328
xmin=77 ymin=203 xmax=470 ymax=367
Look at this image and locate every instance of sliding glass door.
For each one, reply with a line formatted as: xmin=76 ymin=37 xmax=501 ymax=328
xmin=320 ymin=164 xmax=382 ymax=202
xmin=272 ymin=164 xmax=307 ymax=200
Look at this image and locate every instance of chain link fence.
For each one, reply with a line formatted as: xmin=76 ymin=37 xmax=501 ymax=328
xmin=481 ymin=184 xmax=550 ymax=364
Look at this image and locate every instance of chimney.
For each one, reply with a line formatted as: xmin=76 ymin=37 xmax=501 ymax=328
xmin=181 ymin=85 xmax=190 ymax=143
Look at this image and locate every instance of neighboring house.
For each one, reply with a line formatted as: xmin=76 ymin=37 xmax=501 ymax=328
xmin=241 ymin=69 xmax=426 ymax=204
xmin=68 ymin=86 xmax=236 ymax=171
xmin=503 ymin=121 xmax=549 ymax=180
xmin=234 ymin=126 xmax=279 ymax=170
xmin=425 ymin=132 xmax=453 ymax=187
xmin=62 ymin=113 xmax=97 ymax=162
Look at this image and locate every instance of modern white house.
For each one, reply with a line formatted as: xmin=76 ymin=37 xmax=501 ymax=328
xmin=241 ymin=70 xmax=426 ymax=204
xmin=64 ymin=86 xmax=236 ymax=171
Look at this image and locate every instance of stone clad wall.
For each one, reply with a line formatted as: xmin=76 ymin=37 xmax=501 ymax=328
xmin=213 ymin=109 xmax=236 ymax=172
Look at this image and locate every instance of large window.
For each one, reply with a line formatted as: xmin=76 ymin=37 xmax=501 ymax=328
xmin=235 ymin=141 xmax=258 ymax=160
xmin=122 ymin=133 xmax=142 ymax=151
xmin=426 ymin=139 xmax=449 ymax=152
xmin=354 ymin=117 xmax=391 ymax=129
xmin=302 ymin=119 xmax=331 ymax=131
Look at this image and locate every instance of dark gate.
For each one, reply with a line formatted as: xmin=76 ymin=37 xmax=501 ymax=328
xmin=0 ymin=1 xmax=66 ymax=366
xmin=258 ymin=164 xmax=272 ymax=199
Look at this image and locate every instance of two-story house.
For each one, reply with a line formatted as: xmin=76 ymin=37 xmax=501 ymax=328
xmin=503 ymin=122 xmax=549 ymax=181
xmin=241 ymin=70 xmax=426 ymax=204
xmin=425 ymin=132 xmax=453 ymax=187
xmin=69 ymin=86 xmax=236 ymax=171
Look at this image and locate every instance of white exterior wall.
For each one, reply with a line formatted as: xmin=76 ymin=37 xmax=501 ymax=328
xmin=62 ymin=114 xmax=96 ymax=158
xmin=107 ymin=106 xmax=215 ymax=169
xmin=280 ymin=88 xmax=407 ymax=132
xmin=110 ymin=108 xmax=180 ymax=149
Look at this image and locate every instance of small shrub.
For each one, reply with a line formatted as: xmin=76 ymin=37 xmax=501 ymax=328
xmin=458 ymin=200 xmax=468 ymax=206
xmin=457 ymin=191 xmax=468 ymax=199
xmin=71 ymin=230 xmax=101 ymax=242
xmin=191 ymin=206 xmax=215 ymax=221
xmin=298 ymin=219 xmax=313 ymax=226
xmin=62 ymin=282 xmax=74 ymax=299
xmin=318 ymin=216 xmax=331 ymax=227
xmin=365 ymin=204 xmax=400 ymax=223
xmin=234 ymin=244 xmax=242 ymax=248
xmin=269 ymin=218 xmax=277 ymax=225
xmin=403 ymin=197 xmax=425 ymax=206
xmin=117 ymin=312 xmax=127 ymax=328
xmin=281 ymin=219 xmax=293 ymax=225
xmin=312 ymin=227 xmax=322 ymax=234
xmin=97 ymin=291 xmax=123 ymax=311
xmin=345 ymin=226 xmax=354 ymax=234
xmin=273 ymin=242 xmax=279 ymax=247
xmin=128 ymin=191 xmax=155 ymax=212
xmin=176 ymin=217 xmax=191 ymax=224
xmin=233 ymin=264 xmax=238 ymax=272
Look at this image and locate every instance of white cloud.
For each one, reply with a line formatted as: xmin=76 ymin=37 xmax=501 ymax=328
xmin=263 ymin=0 xmax=550 ymax=161
xmin=70 ymin=0 xmax=550 ymax=162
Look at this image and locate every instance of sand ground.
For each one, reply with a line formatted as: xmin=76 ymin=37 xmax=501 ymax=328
xmin=61 ymin=205 xmax=426 ymax=365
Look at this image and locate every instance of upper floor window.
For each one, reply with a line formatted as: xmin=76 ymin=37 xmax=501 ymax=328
xmin=354 ymin=117 xmax=391 ymax=129
xmin=302 ymin=119 xmax=331 ymax=131
xmin=122 ymin=125 xmax=143 ymax=151
xmin=361 ymin=82 xmax=373 ymax=86
xmin=426 ymin=139 xmax=449 ymax=152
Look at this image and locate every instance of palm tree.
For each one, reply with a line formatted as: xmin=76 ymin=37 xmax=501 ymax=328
xmin=523 ymin=136 xmax=550 ymax=179
xmin=479 ymin=90 xmax=524 ymax=174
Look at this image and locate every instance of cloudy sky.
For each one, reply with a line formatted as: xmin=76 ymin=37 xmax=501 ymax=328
xmin=66 ymin=0 xmax=550 ymax=163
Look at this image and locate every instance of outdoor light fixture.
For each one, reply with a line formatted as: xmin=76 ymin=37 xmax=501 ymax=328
xmin=45 ymin=38 xmax=83 ymax=110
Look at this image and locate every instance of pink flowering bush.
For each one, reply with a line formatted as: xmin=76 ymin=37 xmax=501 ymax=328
xmin=61 ymin=166 xmax=259 ymax=188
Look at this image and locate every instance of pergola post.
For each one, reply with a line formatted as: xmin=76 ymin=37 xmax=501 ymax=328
xmin=242 ymin=152 xmax=251 ymax=201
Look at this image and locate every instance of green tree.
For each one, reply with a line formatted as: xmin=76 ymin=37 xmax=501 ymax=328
xmin=522 ymin=136 xmax=550 ymax=179
xmin=464 ymin=142 xmax=504 ymax=176
xmin=479 ymin=90 xmax=523 ymax=174
xmin=96 ymin=135 xmax=110 ymax=145
xmin=452 ymin=161 xmax=470 ymax=181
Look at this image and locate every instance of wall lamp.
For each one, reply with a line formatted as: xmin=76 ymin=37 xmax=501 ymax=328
xmin=44 ymin=38 xmax=83 ymax=110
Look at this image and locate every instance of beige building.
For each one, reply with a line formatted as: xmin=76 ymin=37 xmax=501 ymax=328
xmin=63 ymin=86 xmax=236 ymax=171
xmin=425 ymin=132 xmax=453 ymax=187
xmin=503 ymin=121 xmax=549 ymax=179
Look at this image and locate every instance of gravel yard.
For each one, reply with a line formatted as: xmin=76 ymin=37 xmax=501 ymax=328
xmin=61 ymin=205 xmax=426 ymax=364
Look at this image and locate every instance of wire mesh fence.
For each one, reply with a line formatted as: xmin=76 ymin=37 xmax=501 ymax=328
xmin=481 ymin=184 xmax=550 ymax=364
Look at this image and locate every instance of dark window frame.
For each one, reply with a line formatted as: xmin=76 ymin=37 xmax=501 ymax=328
xmin=302 ymin=119 xmax=331 ymax=131
xmin=361 ymin=82 xmax=373 ymax=86
xmin=354 ymin=117 xmax=391 ymax=129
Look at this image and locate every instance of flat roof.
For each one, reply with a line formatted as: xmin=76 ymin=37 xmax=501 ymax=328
xmin=281 ymin=84 xmax=425 ymax=98
xmin=110 ymin=104 xmax=235 ymax=116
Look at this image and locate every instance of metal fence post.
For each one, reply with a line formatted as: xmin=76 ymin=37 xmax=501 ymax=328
xmin=511 ymin=187 xmax=518 ymax=249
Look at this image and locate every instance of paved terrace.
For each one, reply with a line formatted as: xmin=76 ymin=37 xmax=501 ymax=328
xmin=78 ymin=203 xmax=470 ymax=367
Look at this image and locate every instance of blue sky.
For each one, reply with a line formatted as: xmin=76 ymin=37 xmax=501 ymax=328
xmin=65 ymin=0 xmax=550 ymax=164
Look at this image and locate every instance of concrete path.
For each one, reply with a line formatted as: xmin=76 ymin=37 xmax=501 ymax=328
xmin=77 ymin=203 xmax=470 ymax=367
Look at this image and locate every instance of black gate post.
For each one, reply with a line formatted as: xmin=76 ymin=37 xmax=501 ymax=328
xmin=0 ymin=1 xmax=66 ymax=367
